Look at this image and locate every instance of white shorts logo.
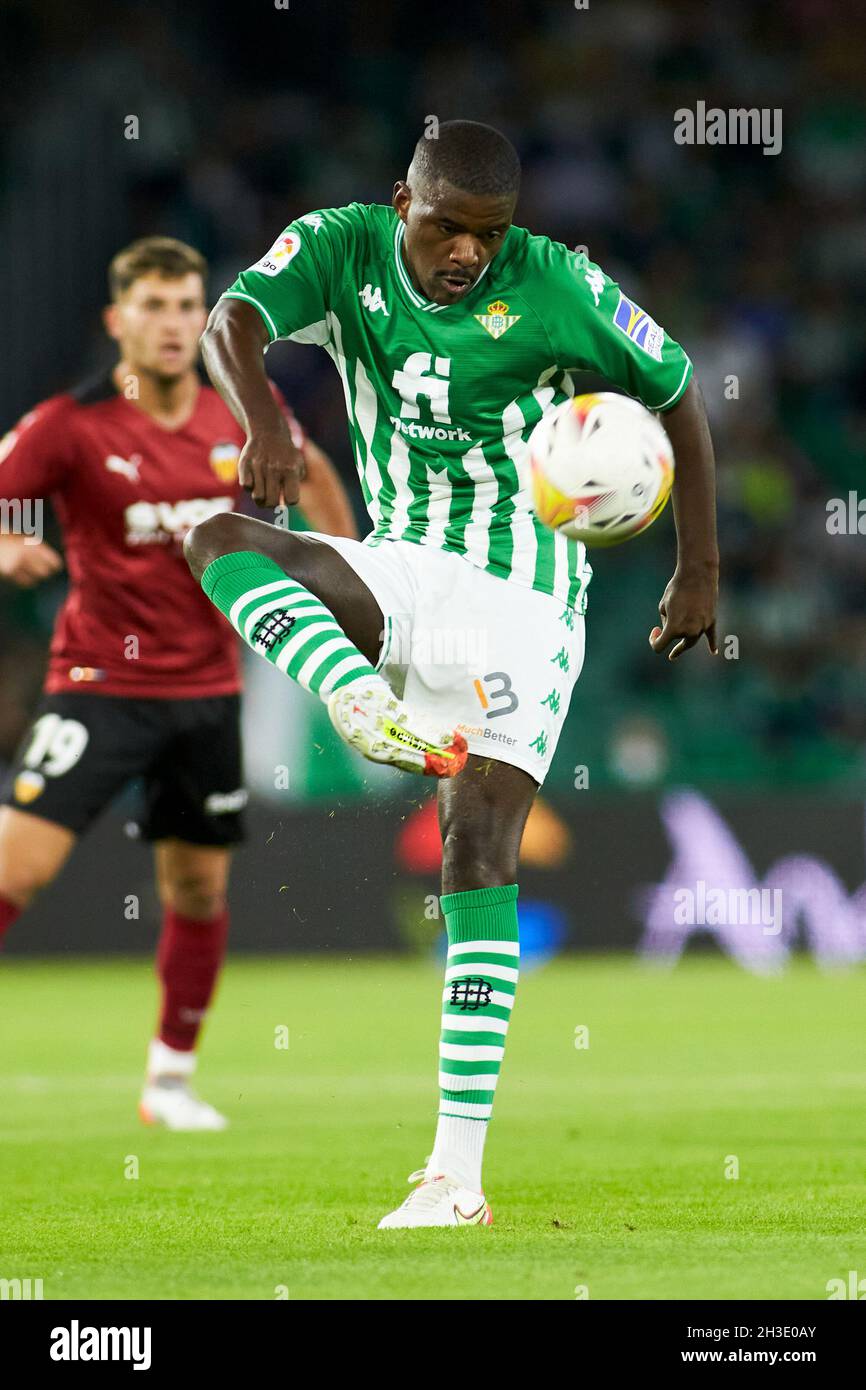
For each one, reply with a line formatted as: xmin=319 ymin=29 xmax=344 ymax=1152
xmin=205 ymin=789 xmax=249 ymax=815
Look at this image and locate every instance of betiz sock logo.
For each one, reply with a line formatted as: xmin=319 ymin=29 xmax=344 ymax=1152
xmin=50 ymin=1320 xmax=152 ymax=1370
xmin=251 ymin=608 xmax=296 ymax=651
xmin=449 ymin=976 xmax=493 ymax=1011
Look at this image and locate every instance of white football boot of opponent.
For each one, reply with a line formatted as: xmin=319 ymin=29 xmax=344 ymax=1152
xmin=377 ymin=1169 xmax=492 ymax=1229
xmin=328 ymin=679 xmax=467 ymax=779
xmin=139 ymin=1038 xmax=228 ymax=1132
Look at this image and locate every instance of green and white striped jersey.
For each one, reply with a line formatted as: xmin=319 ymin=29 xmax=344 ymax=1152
xmin=224 ymin=203 xmax=692 ymax=613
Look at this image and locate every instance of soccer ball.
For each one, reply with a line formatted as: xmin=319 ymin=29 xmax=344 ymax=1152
xmin=529 ymin=392 xmax=675 ymax=547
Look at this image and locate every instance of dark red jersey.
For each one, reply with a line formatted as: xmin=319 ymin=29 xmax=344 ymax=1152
xmin=0 ymin=371 xmax=303 ymax=698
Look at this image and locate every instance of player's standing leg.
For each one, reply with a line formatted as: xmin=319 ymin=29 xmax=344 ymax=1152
xmin=139 ymin=840 xmax=232 ymax=1131
xmin=378 ymin=758 xmax=534 ymax=1227
xmin=0 ymin=808 xmax=76 ymax=945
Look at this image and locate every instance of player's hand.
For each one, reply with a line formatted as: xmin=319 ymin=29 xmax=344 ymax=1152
xmin=238 ymin=424 xmax=303 ymax=509
xmin=649 ymin=562 xmax=719 ymax=661
xmin=0 ymin=535 xmax=64 ymax=587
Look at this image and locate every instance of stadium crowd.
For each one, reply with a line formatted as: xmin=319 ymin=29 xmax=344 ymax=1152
xmin=2 ymin=0 xmax=865 ymax=791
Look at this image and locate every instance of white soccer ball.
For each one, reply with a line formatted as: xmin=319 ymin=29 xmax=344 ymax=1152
xmin=529 ymin=391 xmax=675 ymax=547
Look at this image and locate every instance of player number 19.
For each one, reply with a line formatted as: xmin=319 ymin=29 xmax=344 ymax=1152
xmin=22 ymin=714 xmax=90 ymax=778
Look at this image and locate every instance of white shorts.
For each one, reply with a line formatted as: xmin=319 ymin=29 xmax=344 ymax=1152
xmin=303 ymin=533 xmax=586 ymax=786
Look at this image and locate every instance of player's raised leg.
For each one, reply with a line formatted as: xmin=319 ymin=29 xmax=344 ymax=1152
xmin=378 ymin=757 xmax=534 ymax=1228
xmin=184 ymin=513 xmax=467 ymax=778
xmin=139 ymin=840 xmax=232 ymax=1132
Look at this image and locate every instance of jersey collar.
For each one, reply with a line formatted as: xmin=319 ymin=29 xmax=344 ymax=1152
xmin=392 ymin=220 xmax=492 ymax=313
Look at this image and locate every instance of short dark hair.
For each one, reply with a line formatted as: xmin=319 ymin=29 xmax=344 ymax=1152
xmin=410 ymin=120 xmax=521 ymax=198
xmin=108 ymin=236 xmax=207 ymax=299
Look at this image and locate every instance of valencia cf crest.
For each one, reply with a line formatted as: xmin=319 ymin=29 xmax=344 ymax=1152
xmin=475 ymin=299 xmax=521 ymax=340
xmin=14 ymin=770 xmax=45 ymax=805
xmin=209 ymin=442 xmax=241 ymax=484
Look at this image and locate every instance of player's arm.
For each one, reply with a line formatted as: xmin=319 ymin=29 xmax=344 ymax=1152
xmin=0 ymin=401 xmax=68 ymax=587
xmin=204 ymin=212 xmax=351 ymax=511
xmin=549 ymin=250 xmax=718 ymax=660
xmin=201 ymin=298 xmax=303 ymax=510
xmin=0 ymin=535 xmax=63 ymax=587
xmin=266 ymin=379 xmax=359 ymax=540
xmin=650 ymin=377 xmax=719 ymax=660
xmin=298 ymin=438 xmax=359 ymax=539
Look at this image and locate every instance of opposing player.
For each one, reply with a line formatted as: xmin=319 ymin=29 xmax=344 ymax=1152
xmin=184 ymin=122 xmax=719 ymax=1219
xmin=0 ymin=236 xmax=356 ymax=1129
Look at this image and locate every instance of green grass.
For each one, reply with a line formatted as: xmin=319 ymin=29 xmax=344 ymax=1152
xmin=1 ymin=953 xmax=865 ymax=1300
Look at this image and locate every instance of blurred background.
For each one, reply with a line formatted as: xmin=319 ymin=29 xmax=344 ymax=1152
xmin=2 ymin=0 xmax=866 ymax=959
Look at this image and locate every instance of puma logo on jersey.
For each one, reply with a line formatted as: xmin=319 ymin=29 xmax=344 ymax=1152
xmin=105 ymin=454 xmax=142 ymax=483
xmin=359 ymin=283 xmax=389 ymax=316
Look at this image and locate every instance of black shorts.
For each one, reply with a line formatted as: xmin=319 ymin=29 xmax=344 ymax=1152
xmin=1 ymin=692 xmax=246 ymax=845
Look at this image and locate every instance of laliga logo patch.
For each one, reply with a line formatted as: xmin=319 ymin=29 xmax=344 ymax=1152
xmin=209 ymin=441 xmax=240 ymax=483
xmin=254 ymin=230 xmax=302 ymax=277
xmin=475 ymin=299 xmax=521 ymax=340
xmin=613 ymin=293 xmax=664 ymax=361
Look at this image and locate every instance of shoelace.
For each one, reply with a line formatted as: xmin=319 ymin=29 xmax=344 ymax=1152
xmin=353 ymin=687 xmax=451 ymax=747
xmin=400 ymin=1169 xmax=458 ymax=1212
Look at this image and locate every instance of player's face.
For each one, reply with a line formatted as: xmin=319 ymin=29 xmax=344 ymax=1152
xmin=394 ymin=181 xmax=515 ymax=306
xmin=104 ymin=273 xmax=208 ymax=382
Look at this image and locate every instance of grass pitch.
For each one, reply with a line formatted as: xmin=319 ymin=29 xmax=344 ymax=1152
xmin=1 ymin=953 xmax=864 ymax=1300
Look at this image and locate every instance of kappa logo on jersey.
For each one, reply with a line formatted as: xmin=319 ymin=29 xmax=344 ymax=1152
xmin=613 ymin=293 xmax=664 ymax=361
xmin=475 ymin=299 xmax=521 ymax=340
xmin=584 ymin=268 xmax=605 ymax=306
xmin=254 ymin=230 xmax=302 ymax=277
xmin=208 ymin=441 xmax=241 ymax=484
xmin=300 ymin=213 xmax=324 ymax=235
xmin=359 ymin=283 xmax=390 ymax=316
xmin=105 ymin=453 xmax=142 ymax=483
xmin=124 ymin=495 xmax=233 ymax=545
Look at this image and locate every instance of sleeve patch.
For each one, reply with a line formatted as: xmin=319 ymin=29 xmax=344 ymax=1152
xmin=613 ymin=292 xmax=664 ymax=362
xmin=253 ymin=229 xmax=303 ymax=278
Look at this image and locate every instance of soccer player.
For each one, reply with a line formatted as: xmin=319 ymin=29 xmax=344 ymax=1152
xmin=0 ymin=236 xmax=356 ymax=1129
xmin=184 ymin=122 xmax=719 ymax=1221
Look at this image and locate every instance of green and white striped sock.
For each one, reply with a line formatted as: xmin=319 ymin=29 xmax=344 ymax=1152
xmin=201 ymin=550 xmax=382 ymax=701
xmin=429 ymin=883 xmax=520 ymax=1192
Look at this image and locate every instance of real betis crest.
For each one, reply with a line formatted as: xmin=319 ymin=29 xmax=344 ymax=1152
xmin=475 ymin=299 xmax=521 ymax=340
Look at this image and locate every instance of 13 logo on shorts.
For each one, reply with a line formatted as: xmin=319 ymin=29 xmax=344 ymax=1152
xmin=472 ymin=671 xmax=519 ymax=719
